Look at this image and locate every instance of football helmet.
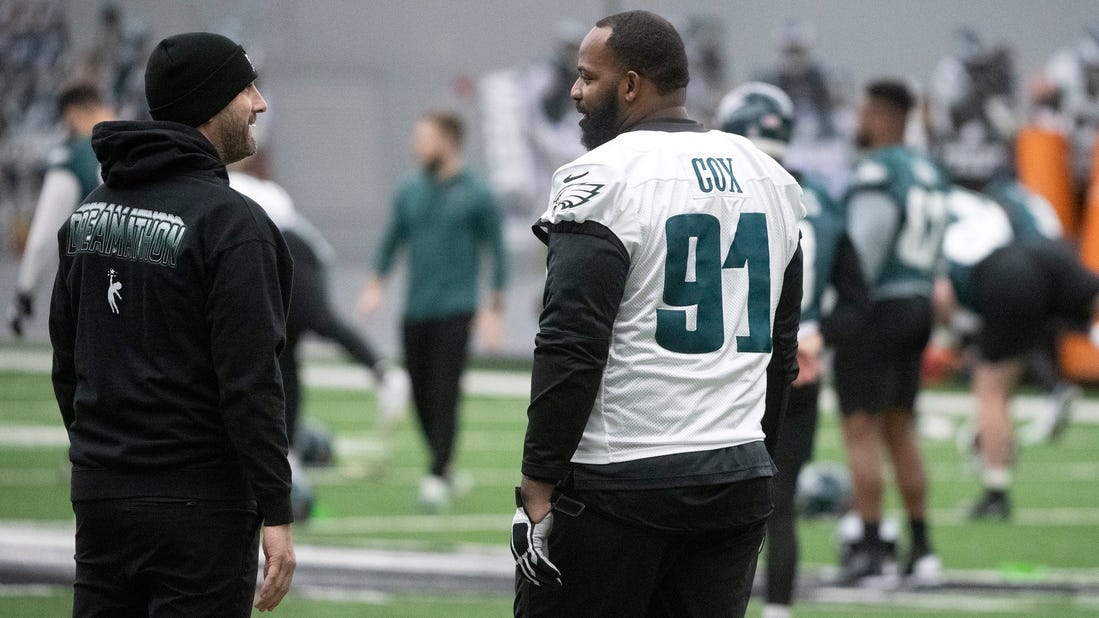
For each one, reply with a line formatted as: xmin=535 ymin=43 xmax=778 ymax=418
xmin=796 ymin=460 xmax=853 ymax=517
xmin=715 ymin=81 xmax=795 ymax=160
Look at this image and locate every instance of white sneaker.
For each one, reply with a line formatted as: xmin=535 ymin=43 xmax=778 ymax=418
xmin=448 ymin=470 xmax=474 ymax=498
xmin=1023 ymin=382 xmax=1079 ymax=444
xmin=376 ymin=368 xmax=409 ymax=431
xmin=905 ymin=552 xmax=943 ymax=588
xmin=418 ymin=474 xmax=451 ymax=513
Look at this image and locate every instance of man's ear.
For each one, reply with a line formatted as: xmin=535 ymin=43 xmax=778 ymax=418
xmin=622 ymin=70 xmax=641 ymax=103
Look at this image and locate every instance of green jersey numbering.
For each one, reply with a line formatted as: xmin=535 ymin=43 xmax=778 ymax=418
xmin=656 ymin=212 xmax=771 ymax=355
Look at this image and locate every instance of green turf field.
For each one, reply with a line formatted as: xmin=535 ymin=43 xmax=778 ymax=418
xmin=1 ymin=366 xmax=1098 ymax=616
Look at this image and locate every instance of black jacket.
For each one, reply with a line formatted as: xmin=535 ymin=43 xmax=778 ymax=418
xmin=49 ymin=120 xmax=295 ymax=525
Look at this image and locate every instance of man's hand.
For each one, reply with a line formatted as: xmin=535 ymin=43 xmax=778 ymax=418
xmin=793 ymin=330 xmax=824 ymax=386
xmin=255 ymin=524 xmax=296 ymax=611
xmin=511 ymin=483 xmax=561 ymax=588
xmin=356 ymin=277 xmax=385 ymax=317
xmin=8 ymin=292 xmax=32 ymax=337
xmin=475 ymin=307 xmax=504 ymax=352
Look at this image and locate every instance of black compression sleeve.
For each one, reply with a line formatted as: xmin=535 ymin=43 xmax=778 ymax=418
xmin=763 ymin=242 xmax=803 ymax=459
xmin=522 ymin=222 xmax=629 ymax=482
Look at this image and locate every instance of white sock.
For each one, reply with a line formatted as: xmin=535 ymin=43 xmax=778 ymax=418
xmin=1090 ymin=322 xmax=1099 ymax=348
xmin=982 ymin=466 xmax=1012 ymax=490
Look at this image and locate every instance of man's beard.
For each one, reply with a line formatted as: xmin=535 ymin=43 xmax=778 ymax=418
xmin=422 ymin=154 xmax=444 ymax=177
xmin=579 ymin=88 xmax=621 ymax=151
xmin=216 ymin=115 xmax=257 ymax=165
xmin=855 ymin=128 xmax=872 ymax=150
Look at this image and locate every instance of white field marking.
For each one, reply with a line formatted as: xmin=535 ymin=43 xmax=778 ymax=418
xmin=291 ymin=586 xmax=389 ymax=605
xmin=292 ymin=542 xmax=512 ymax=575
xmin=4 ymin=347 xmax=1098 ymax=423
xmin=0 ymin=585 xmax=65 ymax=597
xmin=300 ymin=503 xmax=1099 ymax=535
xmin=307 ymin=466 xmax=519 ymax=487
xmin=0 ymin=425 xmax=68 ymax=447
xmin=807 ymin=586 xmax=1036 ymax=613
xmin=301 ymin=513 xmax=511 ymax=535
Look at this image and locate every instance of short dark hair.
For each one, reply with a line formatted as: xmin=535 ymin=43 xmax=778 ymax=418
xmin=596 ymin=10 xmax=689 ymax=95
xmin=865 ymin=79 xmax=915 ymax=114
xmin=57 ymin=81 xmax=104 ymax=114
xmin=423 ymin=111 xmax=464 ymax=148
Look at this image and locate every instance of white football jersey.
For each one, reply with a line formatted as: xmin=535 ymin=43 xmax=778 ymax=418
xmin=539 ymin=128 xmax=805 ymax=465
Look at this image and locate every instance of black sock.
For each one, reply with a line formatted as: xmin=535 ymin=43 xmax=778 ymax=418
xmin=863 ymin=520 xmax=881 ymax=547
xmin=910 ymin=518 xmax=929 ymax=553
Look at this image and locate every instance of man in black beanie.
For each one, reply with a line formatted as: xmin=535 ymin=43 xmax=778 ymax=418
xmin=50 ymin=32 xmax=296 ymax=615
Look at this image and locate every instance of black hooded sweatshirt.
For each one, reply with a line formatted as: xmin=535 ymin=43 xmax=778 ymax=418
xmin=49 ymin=120 xmax=294 ymax=525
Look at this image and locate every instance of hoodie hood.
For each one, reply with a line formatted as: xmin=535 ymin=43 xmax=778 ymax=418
xmin=92 ymin=120 xmax=227 ymax=189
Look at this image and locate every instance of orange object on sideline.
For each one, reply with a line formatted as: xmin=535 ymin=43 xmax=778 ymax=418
xmin=1081 ymin=159 xmax=1099 ymax=272
xmin=1016 ymin=125 xmax=1078 ymax=238
xmin=1060 ymin=335 xmax=1099 ymax=383
xmin=1060 ymin=146 xmax=1099 ymax=383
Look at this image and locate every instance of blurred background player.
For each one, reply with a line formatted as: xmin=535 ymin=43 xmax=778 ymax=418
xmin=478 ymin=20 xmax=587 ymax=243
xmin=716 ymin=81 xmax=868 ymax=618
xmin=832 ymin=79 xmax=950 ymax=587
xmin=228 ymin=149 xmax=408 ymax=459
xmin=938 ymin=187 xmax=1099 ymax=520
xmin=927 ymin=29 xmax=1082 ymax=446
xmin=754 ymin=16 xmax=854 ymax=198
xmin=358 ymin=111 xmax=507 ymax=512
xmin=927 ymin=27 xmax=1020 ymax=194
xmin=9 ymin=81 xmax=113 ymax=336
xmin=1044 ymin=26 xmax=1099 ymax=205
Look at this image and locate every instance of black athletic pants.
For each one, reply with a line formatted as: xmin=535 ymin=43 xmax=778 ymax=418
xmin=516 ymin=479 xmax=770 ymax=617
xmin=402 ymin=312 xmax=473 ymax=477
xmin=72 ymin=498 xmax=260 ymax=617
xmin=279 ymin=232 xmax=382 ymax=443
xmin=765 ymin=381 xmax=821 ymax=606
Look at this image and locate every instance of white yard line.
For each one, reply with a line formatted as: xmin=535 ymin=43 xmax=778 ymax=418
xmin=2 ymin=347 xmax=1098 ymax=423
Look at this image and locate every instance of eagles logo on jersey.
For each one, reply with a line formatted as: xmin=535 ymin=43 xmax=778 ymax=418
xmin=551 ymin=180 xmax=604 ymax=213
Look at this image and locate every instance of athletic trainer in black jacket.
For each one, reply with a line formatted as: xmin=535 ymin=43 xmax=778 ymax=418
xmin=49 ymin=32 xmax=296 ymax=615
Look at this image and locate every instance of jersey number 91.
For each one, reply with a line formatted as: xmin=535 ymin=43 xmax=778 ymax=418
xmin=656 ymin=212 xmax=772 ymax=355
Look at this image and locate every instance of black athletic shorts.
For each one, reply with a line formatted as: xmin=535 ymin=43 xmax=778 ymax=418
xmin=832 ymin=296 xmax=933 ymax=416
xmin=973 ymin=239 xmax=1099 ymax=362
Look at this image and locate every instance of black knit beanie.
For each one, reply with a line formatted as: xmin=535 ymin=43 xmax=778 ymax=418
xmin=144 ymin=32 xmax=258 ymax=127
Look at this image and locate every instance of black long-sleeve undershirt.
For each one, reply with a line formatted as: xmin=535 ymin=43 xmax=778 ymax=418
xmin=523 ymin=221 xmax=629 ymax=482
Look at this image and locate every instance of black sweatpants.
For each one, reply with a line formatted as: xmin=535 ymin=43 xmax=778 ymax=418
xmin=516 ymin=478 xmax=771 ymax=617
xmin=72 ymin=498 xmax=260 ymax=618
xmin=402 ymin=312 xmax=473 ymax=477
xmin=280 ymin=232 xmax=382 ymax=443
xmin=766 ymin=381 xmax=821 ymax=606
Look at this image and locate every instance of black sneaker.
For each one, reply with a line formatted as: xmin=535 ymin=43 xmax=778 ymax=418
xmin=969 ymin=490 xmax=1011 ymax=521
xmin=840 ymin=540 xmax=884 ymax=584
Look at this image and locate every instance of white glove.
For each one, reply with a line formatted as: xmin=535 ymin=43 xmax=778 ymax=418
xmin=510 ymin=492 xmax=562 ymax=588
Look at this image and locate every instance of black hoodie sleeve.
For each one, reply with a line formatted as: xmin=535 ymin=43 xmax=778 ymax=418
xmin=49 ymin=237 xmax=76 ymax=430
xmin=207 ymin=233 xmax=295 ymax=526
xmin=523 ymin=222 xmax=629 ymax=482
xmin=762 ymin=241 xmax=803 ymax=459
